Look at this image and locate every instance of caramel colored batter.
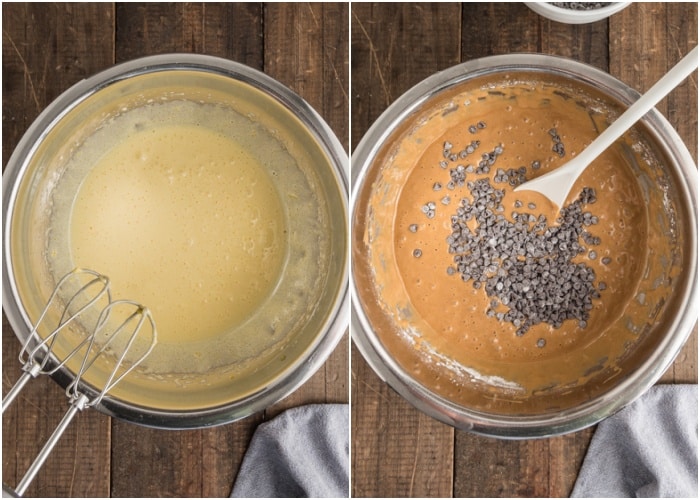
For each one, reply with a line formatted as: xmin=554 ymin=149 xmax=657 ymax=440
xmin=357 ymin=75 xmax=680 ymax=411
xmin=394 ymin=87 xmax=645 ymax=362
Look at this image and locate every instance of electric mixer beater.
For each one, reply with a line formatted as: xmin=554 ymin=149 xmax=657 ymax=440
xmin=2 ymin=268 xmax=157 ymax=497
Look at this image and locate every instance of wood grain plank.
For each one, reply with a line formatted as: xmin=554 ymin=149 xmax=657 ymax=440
xmin=110 ymin=415 xmax=262 ymax=497
xmin=109 ymin=4 xmax=268 ymax=497
xmin=317 ymin=2 xmax=350 ymax=153
xmin=610 ymin=2 xmax=698 ymax=386
xmin=115 ymin=2 xmax=264 ymax=66
xmin=324 ymin=334 xmax=351 ymax=404
xmin=666 ymin=325 xmax=699 ymax=384
xmin=350 ymin=3 xmax=460 ymax=497
xmin=109 ymin=4 xmax=349 ymax=496
xmin=2 ymin=3 xmax=115 ymax=497
xmin=461 ymin=1 xmax=609 ymax=68
xmin=263 ymin=2 xmax=349 ymax=150
xmin=455 ymin=4 xmax=606 ymax=497
xmin=264 ymin=3 xmax=324 ymax=108
xmin=610 ymin=2 xmax=668 ymax=94
xmin=262 ymin=2 xmax=349 ymax=417
xmin=201 ymin=3 xmax=263 ymax=66
xmin=2 ymin=2 xmax=116 ymax=166
xmin=115 ymin=3 xmax=203 ymax=60
xmin=351 ymin=2 xmax=462 ymax=150
xmin=662 ymin=1 xmax=698 ymax=164
xmin=461 ymin=2 xmax=541 ymax=60
xmin=546 ymin=428 xmax=595 ymax=496
xmin=454 ymin=429 xmax=593 ymax=497
xmin=539 ymin=14 xmax=609 ymax=70
xmin=351 ymin=346 xmax=454 ymax=498
xmin=454 ymin=434 xmax=546 ymax=497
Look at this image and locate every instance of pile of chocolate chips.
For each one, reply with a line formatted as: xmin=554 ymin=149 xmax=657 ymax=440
xmin=446 ymin=179 xmax=602 ymax=337
xmin=551 ymin=2 xmax=611 ymax=10
xmin=414 ymin=124 xmax=605 ymax=340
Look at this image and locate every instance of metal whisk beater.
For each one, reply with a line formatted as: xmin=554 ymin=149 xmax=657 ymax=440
xmin=2 ymin=268 xmax=157 ymax=497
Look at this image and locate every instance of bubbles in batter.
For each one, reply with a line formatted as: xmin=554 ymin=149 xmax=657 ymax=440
xmin=390 ymin=78 xmax=649 ymax=367
xmin=46 ymin=95 xmax=333 ymax=381
xmin=71 ymin=123 xmax=287 ymax=344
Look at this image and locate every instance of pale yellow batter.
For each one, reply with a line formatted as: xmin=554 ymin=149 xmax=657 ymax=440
xmin=11 ymin=72 xmax=344 ymax=410
xmin=40 ymin=91 xmax=336 ymax=389
xmin=70 ymin=123 xmax=286 ymax=344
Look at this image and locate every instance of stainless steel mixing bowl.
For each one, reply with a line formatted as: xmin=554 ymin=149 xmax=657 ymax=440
xmin=351 ymin=54 xmax=697 ymax=438
xmin=3 ymin=54 xmax=349 ymax=428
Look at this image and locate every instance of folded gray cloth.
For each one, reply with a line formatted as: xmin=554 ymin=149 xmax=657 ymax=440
xmin=571 ymin=384 xmax=698 ymax=498
xmin=231 ymin=404 xmax=349 ymax=498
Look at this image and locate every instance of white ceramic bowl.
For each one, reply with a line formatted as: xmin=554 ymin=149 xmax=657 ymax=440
xmin=526 ymin=2 xmax=631 ymax=24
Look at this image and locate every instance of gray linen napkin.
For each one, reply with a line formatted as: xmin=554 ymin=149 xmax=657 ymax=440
xmin=231 ymin=403 xmax=349 ymax=498
xmin=571 ymin=384 xmax=698 ymax=498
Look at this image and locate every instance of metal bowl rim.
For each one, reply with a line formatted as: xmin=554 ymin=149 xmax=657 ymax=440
xmin=3 ymin=53 xmax=350 ymax=429
xmin=350 ymin=52 xmax=698 ymax=439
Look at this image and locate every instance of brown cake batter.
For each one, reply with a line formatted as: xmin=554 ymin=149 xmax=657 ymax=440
xmin=359 ymin=74 xmax=677 ymax=405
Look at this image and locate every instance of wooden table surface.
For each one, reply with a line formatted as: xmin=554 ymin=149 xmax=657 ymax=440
xmin=2 ymin=3 xmax=348 ymax=497
xmin=2 ymin=2 xmax=698 ymax=499
xmin=351 ymin=2 xmax=697 ymax=498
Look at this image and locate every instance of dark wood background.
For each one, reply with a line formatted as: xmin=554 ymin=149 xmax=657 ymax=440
xmin=2 ymin=2 xmax=698 ymax=498
xmin=351 ymin=2 xmax=697 ymax=498
xmin=2 ymin=3 xmax=348 ymax=497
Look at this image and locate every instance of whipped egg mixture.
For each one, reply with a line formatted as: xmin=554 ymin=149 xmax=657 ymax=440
xmin=71 ymin=123 xmax=286 ymax=344
xmin=45 ymin=96 xmax=332 ymax=385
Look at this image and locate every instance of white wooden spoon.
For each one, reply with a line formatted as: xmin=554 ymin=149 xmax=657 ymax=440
xmin=514 ymin=45 xmax=698 ymax=208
